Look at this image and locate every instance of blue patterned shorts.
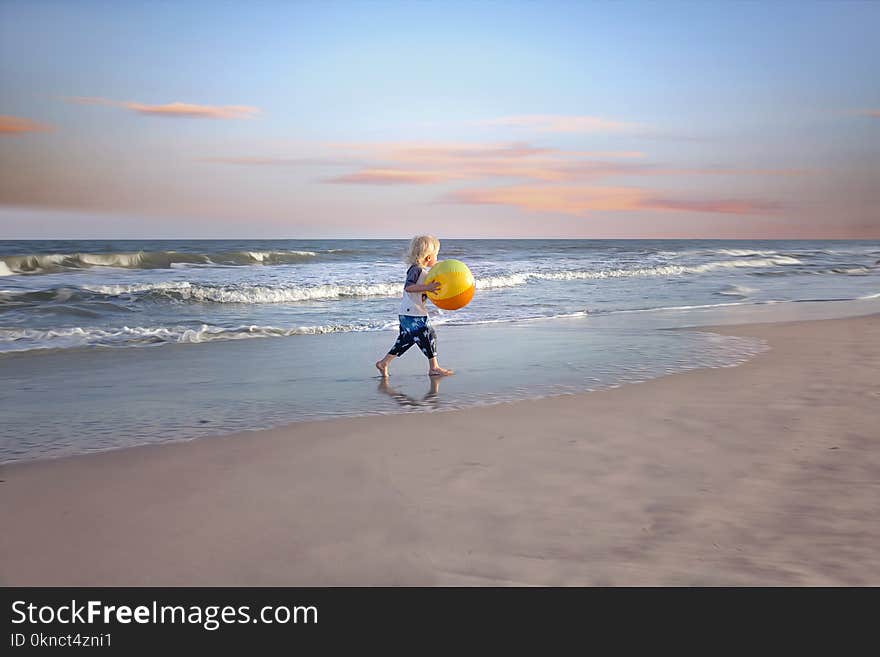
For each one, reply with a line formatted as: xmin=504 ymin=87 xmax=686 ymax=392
xmin=388 ymin=315 xmax=437 ymax=359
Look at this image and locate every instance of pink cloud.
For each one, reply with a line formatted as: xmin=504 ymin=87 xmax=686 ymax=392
xmin=328 ymin=142 xmax=645 ymax=160
xmin=480 ymin=114 xmax=639 ymax=133
xmin=313 ymin=142 xmax=798 ymax=185
xmin=397 ymin=142 xmax=555 ymax=159
xmin=447 ymin=185 xmax=780 ymax=217
xmin=858 ymin=109 xmax=880 ymax=118
xmin=204 ymin=142 xmax=660 ymax=186
xmin=569 ymin=150 xmax=645 ymax=159
xmin=0 ymin=115 xmax=53 ymax=136
xmin=314 ymin=142 xmax=654 ymax=184
xmin=124 ymin=102 xmax=259 ymax=119
xmin=684 ymin=167 xmax=807 ymax=176
xmin=448 ymin=185 xmax=647 ymax=215
xmin=201 ymin=140 xmax=795 ymax=209
xmin=327 ymin=141 xmax=553 ymax=163
xmin=65 ymin=96 xmax=259 ymax=119
xmin=642 ymin=197 xmax=782 ymax=215
xmin=327 ymin=169 xmax=461 ymax=185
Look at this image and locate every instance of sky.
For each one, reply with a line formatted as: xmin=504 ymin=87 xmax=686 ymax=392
xmin=1 ymin=0 xmax=878 ymax=239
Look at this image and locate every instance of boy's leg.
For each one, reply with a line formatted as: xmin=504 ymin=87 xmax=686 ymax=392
xmin=416 ymin=324 xmax=453 ymax=376
xmin=375 ymin=354 xmax=394 ymax=377
xmin=427 ymin=356 xmax=453 ymax=376
xmin=414 ymin=322 xmax=436 ymax=359
xmin=376 ymin=325 xmax=415 ymax=377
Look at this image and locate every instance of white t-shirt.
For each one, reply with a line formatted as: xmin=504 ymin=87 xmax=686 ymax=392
xmin=398 ymin=264 xmax=430 ymax=316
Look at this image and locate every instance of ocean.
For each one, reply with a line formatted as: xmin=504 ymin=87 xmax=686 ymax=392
xmin=2 ymin=239 xmax=879 ymax=462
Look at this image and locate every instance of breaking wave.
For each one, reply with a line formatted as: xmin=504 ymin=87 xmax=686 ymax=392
xmin=0 ymin=249 xmax=319 ymax=274
xmin=0 ymin=321 xmax=395 ymax=353
xmin=0 ymin=257 xmax=813 ymax=308
xmin=81 ymin=281 xmax=404 ymax=303
xmin=476 ymin=257 xmax=802 ymax=289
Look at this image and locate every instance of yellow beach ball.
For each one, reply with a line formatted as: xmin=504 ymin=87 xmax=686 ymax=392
xmin=425 ymin=259 xmax=475 ymax=310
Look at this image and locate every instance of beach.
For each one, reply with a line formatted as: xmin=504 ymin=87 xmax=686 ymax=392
xmin=2 ymin=313 xmax=878 ymax=586
xmin=4 ymin=0 xmax=880 ymax=600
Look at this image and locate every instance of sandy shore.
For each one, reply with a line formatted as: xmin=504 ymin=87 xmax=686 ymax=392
xmin=2 ymin=314 xmax=878 ymax=586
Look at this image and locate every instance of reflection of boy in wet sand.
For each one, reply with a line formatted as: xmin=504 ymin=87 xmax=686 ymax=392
xmin=377 ymin=377 xmax=441 ymax=410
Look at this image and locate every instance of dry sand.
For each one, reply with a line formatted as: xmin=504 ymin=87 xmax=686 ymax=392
xmin=1 ymin=314 xmax=878 ymax=586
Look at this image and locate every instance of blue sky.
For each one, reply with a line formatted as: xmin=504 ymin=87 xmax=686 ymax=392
xmin=1 ymin=0 xmax=878 ymax=238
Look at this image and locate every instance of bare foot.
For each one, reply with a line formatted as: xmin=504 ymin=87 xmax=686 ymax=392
xmin=375 ymin=360 xmax=389 ymax=378
xmin=428 ymin=366 xmax=454 ymax=377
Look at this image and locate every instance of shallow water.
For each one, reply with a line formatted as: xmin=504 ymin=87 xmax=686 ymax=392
xmin=0 ymin=317 xmax=772 ymax=463
xmin=1 ymin=239 xmax=878 ymax=463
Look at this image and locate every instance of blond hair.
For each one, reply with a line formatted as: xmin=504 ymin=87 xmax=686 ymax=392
xmin=405 ymin=235 xmax=440 ymax=267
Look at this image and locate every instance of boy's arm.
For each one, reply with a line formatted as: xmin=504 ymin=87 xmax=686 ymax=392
xmin=405 ymin=282 xmax=439 ymax=293
xmin=403 ymin=266 xmax=439 ymax=293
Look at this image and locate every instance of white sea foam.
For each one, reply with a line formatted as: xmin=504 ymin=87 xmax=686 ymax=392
xmin=0 ymin=262 xmax=13 ymax=276
xmin=0 ymin=249 xmax=319 ymax=274
xmin=475 ymin=273 xmax=531 ymax=289
xmin=717 ymin=284 xmax=758 ymax=297
xmin=244 ymin=250 xmax=317 ymax=262
xmin=658 ymin=248 xmax=782 ymax=259
xmin=0 ymin=311 xmax=614 ymax=353
xmin=84 ymin=281 xmax=404 ymax=303
xmin=711 ymin=249 xmax=780 ymax=257
xmin=691 ymin=256 xmax=801 ymax=270
xmin=592 ymin=300 xmax=787 ymax=316
xmin=0 ymin=321 xmax=396 ymax=352
xmin=825 ymin=266 xmax=873 ymax=275
xmin=547 ymin=257 xmax=800 ymax=279
xmin=591 ymin=295 xmax=880 ymax=316
xmin=479 ymin=258 xmax=801 ymax=288
xmin=74 ymin=257 xmax=804 ymax=305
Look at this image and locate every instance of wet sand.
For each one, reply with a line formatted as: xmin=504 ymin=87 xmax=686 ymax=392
xmin=1 ymin=314 xmax=878 ymax=585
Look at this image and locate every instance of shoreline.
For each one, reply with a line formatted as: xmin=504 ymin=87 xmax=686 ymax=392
xmin=2 ymin=314 xmax=879 ymax=585
xmin=0 ymin=305 xmax=777 ymax=465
